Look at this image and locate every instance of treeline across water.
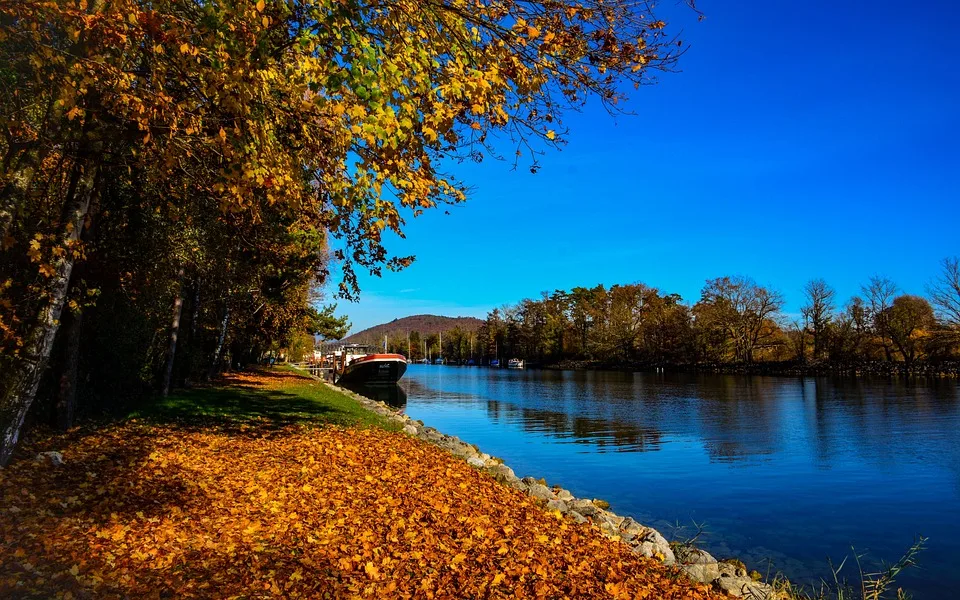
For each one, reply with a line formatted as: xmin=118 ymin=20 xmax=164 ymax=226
xmin=437 ymin=261 xmax=960 ymax=373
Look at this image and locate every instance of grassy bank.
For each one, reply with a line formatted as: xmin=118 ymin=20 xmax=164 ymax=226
xmin=0 ymin=369 xmax=720 ymax=599
xmin=126 ymin=368 xmax=399 ymax=430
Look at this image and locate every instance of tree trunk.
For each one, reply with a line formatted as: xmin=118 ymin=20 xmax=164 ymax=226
xmin=0 ymin=163 xmax=97 ymax=466
xmin=161 ymin=269 xmax=185 ymax=397
xmin=208 ymin=304 xmax=230 ymax=380
xmin=55 ymin=309 xmax=83 ymax=431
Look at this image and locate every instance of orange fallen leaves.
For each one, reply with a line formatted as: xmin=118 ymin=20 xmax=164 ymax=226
xmin=0 ymin=378 xmax=722 ymax=599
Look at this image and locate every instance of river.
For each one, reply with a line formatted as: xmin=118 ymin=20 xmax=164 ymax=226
xmin=374 ymin=366 xmax=960 ymax=598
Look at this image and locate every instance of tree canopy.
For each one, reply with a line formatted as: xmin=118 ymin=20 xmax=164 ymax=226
xmin=0 ymin=0 xmax=690 ymax=463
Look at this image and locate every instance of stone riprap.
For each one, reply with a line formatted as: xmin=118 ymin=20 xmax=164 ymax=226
xmin=327 ymin=380 xmax=782 ymax=599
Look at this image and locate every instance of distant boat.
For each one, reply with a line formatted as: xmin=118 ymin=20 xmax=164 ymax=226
xmin=489 ymin=359 xmax=500 ymax=368
xmin=507 ymin=358 xmax=524 ymax=369
xmin=433 ymin=357 xmax=446 ymax=365
xmin=333 ymin=344 xmax=407 ymax=385
xmin=466 ymin=358 xmax=476 ymax=366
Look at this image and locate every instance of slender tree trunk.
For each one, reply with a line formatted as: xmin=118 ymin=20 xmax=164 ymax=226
xmin=208 ymin=304 xmax=230 ymax=380
xmin=55 ymin=309 xmax=83 ymax=431
xmin=161 ymin=270 xmax=185 ymax=397
xmin=0 ymin=162 xmax=97 ymax=466
xmin=178 ymin=280 xmax=201 ymax=387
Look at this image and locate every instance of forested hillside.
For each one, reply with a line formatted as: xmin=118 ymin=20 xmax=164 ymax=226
xmin=343 ymin=315 xmax=483 ymax=344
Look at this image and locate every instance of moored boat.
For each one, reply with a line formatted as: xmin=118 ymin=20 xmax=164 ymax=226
xmin=507 ymin=358 xmax=524 ymax=369
xmin=333 ymin=344 xmax=407 ymax=385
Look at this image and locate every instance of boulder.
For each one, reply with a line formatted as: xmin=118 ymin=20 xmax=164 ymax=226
xmin=676 ymin=546 xmax=719 ymax=584
xmin=420 ymin=429 xmax=443 ymax=443
xmin=675 ymin=545 xmax=717 ymax=566
xmin=683 ymin=562 xmax=721 ymax=584
xmin=402 ymin=424 xmax=418 ymax=435
xmin=485 ymin=463 xmax=518 ymax=483
xmin=466 ymin=456 xmax=486 ymax=468
xmin=569 ymin=499 xmax=600 ymax=517
xmin=599 ymin=520 xmax=620 ymax=538
xmin=635 ymin=541 xmax=674 ymax=565
xmin=526 ymin=482 xmax=556 ymax=502
xmin=604 ymin=514 xmax=625 ymax=528
xmin=568 ymin=511 xmax=588 ymax=524
xmin=619 ymin=517 xmax=645 ymax=536
xmin=713 ymin=574 xmax=777 ymax=599
xmin=633 ymin=528 xmax=676 ymax=565
xmin=545 ymin=499 xmax=568 ymax=513
xmin=555 ymin=488 xmax=574 ymax=501
xmin=443 ymin=439 xmax=479 ymax=459
xmin=718 ymin=560 xmax=748 ymax=579
xmin=508 ymin=479 xmax=529 ymax=493
xmin=35 ymin=451 xmax=64 ymax=467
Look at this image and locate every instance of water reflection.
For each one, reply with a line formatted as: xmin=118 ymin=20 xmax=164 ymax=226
xmin=399 ymin=366 xmax=960 ymax=599
xmin=341 ymin=383 xmax=407 ymax=410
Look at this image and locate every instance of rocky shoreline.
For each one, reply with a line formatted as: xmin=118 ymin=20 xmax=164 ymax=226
xmin=329 ymin=380 xmax=783 ymax=599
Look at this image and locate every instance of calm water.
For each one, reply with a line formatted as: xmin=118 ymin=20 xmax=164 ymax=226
xmin=387 ymin=366 xmax=960 ymax=598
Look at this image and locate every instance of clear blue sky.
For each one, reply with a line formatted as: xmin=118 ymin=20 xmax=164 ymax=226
xmin=329 ymin=1 xmax=960 ymax=335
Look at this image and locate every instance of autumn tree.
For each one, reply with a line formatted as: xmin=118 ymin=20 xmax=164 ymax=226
xmin=885 ymin=295 xmax=936 ymax=366
xmin=862 ymin=276 xmax=898 ymax=361
xmin=828 ymin=296 xmax=870 ymax=362
xmin=0 ymin=0 xmax=691 ymax=464
xmin=800 ymin=278 xmax=835 ymax=360
xmin=694 ymin=276 xmax=784 ymax=363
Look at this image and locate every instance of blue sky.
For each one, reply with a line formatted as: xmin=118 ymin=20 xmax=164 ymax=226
xmin=328 ymin=1 xmax=960 ymax=335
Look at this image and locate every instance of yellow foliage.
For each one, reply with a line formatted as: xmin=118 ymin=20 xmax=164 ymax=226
xmin=0 ymin=371 xmax=722 ymax=599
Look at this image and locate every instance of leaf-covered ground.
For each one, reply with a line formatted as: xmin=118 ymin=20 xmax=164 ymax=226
xmin=1 ymin=370 xmax=721 ymax=599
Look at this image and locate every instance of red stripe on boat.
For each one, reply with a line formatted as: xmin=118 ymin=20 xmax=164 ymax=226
xmin=351 ymin=354 xmax=406 ymax=363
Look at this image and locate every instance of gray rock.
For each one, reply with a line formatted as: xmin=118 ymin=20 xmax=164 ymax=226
xmin=35 ymin=451 xmax=63 ymax=466
xmin=420 ymin=429 xmax=443 ymax=442
xmin=526 ymin=482 xmax=556 ymax=501
xmin=604 ymin=514 xmax=625 ymax=528
xmin=466 ymin=456 xmax=486 ymax=468
xmin=619 ymin=517 xmax=645 ymax=537
xmin=508 ymin=479 xmax=529 ymax=492
xmin=545 ymin=499 xmax=568 ymax=513
xmin=682 ymin=562 xmax=721 ymax=584
xmin=569 ymin=499 xmax=600 ymax=517
xmin=718 ymin=561 xmax=748 ymax=579
xmin=713 ymin=574 xmax=776 ymax=599
xmin=555 ymin=488 xmax=574 ymax=501
xmin=402 ymin=424 xmax=418 ymax=435
xmin=634 ymin=528 xmax=676 ymax=565
xmin=676 ymin=545 xmax=718 ymax=565
xmin=568 ymin=511 xmax=588 ymax=524
xmin=599 ymin=520 xmax=621 ymax=538
xmin=485 ymin=463 xmax=517 ymax=483
xmin=444 ymin=440 xmax=478 ymax=459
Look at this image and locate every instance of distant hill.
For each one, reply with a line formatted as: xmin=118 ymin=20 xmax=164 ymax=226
xmin=341 ymin=314 xmax=484 ymax=343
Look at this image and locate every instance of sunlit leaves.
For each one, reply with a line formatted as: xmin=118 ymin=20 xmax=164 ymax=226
xmin=0 ymin=371 xmax=720 ymax=599
xmin=1 ymin=0 xmax=684 ymax=298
